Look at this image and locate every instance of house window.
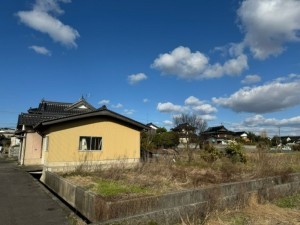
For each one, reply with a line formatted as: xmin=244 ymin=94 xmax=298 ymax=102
xmin=79 ymin=136 xmax=102 ymax=150
xmin=42 ymin=136 xmax=49 ymax=151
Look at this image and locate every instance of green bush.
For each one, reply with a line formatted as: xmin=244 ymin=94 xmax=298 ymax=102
xmin=201 ymin=145 xmax=221 ymax=163
xmin=225 ymin=142 xmax=247 ymax=163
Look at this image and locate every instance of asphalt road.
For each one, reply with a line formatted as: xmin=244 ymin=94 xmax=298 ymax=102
xmin=0 ymin=156 xmax=73 ymax=225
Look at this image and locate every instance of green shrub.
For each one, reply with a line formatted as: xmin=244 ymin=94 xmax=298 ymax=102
xmin=274 ymin=193 xmax=300 ymax=209
xmin=201 ymin=145 xmax=221 ymax=163
xmin=225 ymin=142 xmax=247 ymax=163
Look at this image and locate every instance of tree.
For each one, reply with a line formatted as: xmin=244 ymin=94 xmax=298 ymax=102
xmin=173 ymin=113 xmax=207 ymax=162
xmin=160 ymin=131 xmax=179 ymax=148
xmin=141 ymin=127 xmax=179 ymax=150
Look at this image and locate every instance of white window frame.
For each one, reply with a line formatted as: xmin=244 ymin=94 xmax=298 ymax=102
xmin=79 ymin=136 xmax=102 ymax=151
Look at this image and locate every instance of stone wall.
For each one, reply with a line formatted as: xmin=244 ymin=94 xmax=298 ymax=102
xmin=40 ymin=171 xmax=300 ymax=225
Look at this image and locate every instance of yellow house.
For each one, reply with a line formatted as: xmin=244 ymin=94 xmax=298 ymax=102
xmin=34 ymin=106 xmax=148 ymax=171
xmin=16 ymin=98 xmax=96 ymax=166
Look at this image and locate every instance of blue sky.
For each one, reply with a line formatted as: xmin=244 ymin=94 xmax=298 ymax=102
xmin=1 ymin=0 xmax=300 ymax=137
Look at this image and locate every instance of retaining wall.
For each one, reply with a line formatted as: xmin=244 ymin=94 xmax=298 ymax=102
xmin=40 ymin=171 xmax=300 ymax=225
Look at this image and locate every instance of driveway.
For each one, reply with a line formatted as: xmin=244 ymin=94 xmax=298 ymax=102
xmin=0 ymin=156 xmax=79 ymax=225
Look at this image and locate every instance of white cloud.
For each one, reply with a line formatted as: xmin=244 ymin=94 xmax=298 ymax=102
xmin=17 ymin=0 xmax=79 ymax=48
xmin=201 ymin=115 xmax=217 ymax=121
xmin=152 ymin=46 xmax=248 ymax=80
xmin=157 ymin=102 xmax=186 ymax=113
xmin=128 ymin=73 xmax=147 ymax=85
xmin=184 ymin=96 xmax=203 ymax=106
xmin=192 ymin=104 xmax=217 ymax=114
xmin=143 ymin=98 xmax=149 ymax=103
xmin=157 ymin=96 xmax=217 ymax=121
xmin=213 ymin=75 xmax=300 ymax=113
xmin=163 ymin=120 xmax=173 ymax=126
xmin=241 ymin=74 xmax=261 ymax=84
xmin=124 ymin=109 xmax=135 ymax=115
xmin=238 ymin=0 xmax=300 ymax=59
xmin=184 ymin=96 xmax=217 ymax=114
xmin=244 ymin=114 xmax=300 ymax=128
xmin=112 ymin=103 xmax=123 ymax=108
xmin=29 ymin=45 xmax=51 ymax=56
xmin=98 ymin=99 xmax=110 ymax=105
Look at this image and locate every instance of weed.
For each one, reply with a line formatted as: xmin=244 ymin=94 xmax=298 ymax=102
xmin=92 ymin=179 xmax=149 ymax=198
xmin=274 ymin=193 xmax=300 ymax=209
xmin=225 ymin=143 xmax=247 ymax=163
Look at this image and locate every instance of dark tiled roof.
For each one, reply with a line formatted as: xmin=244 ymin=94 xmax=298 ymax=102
xmin=17 ymin=113 xmax=60 ymax=127
xmin=28 ymin=99 xmax=95 ymax=115
xmin=34 ymin=106 xmax=148 ymax=131
xmin=204 ymin=125 xmax=229 ymax=133
xmin=17 ymin=98 xmax=96 ymax=129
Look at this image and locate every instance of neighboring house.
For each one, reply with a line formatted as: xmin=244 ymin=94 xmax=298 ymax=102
xmin=280 ymin=136 xmax=300 ymax=145
xmin=171 ymin=123 xmax=196 ymax=144
xmin=16 ymin=98 xmax=148 ymax=170
xmin=234 ymin=131 xmax=249 ymax=141
xmin=202 ymin=125 xmax=234 ymax=145
xmin=0 ymin=128 xmax=15 ymax=138
xmin=16 ymin=98 xmax=97 ymax=166
xmin=0 ymin=128 xmax=16 ymax=154
xmin=34 ymin=105 xmax=147 ymax=171
xmin=146 ymin=123 xmax=159 ymax=131
xmin=146 ymin=123 xmax=159 ymax=135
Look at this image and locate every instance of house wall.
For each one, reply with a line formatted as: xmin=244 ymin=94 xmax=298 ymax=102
xmin=24 ymin=132 xmax=42 ymax=165
xmin=43 ymin=118 xmax=141 ymax=170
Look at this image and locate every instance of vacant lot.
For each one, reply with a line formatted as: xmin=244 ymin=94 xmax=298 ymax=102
xmin=62 ymin=149 xmax=300 ymax=200
xmin=61 ymin=149 xmax=300 ymax=225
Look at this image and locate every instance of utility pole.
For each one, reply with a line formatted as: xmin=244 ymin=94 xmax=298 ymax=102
xmin=279 ymin=126 xmax=282 ymax=151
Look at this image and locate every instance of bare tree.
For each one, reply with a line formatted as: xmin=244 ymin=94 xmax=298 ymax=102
xmin=172 ymin=113 xmax=207 ymax=162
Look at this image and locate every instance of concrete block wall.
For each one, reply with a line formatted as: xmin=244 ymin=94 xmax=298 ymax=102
xmin=41 ymin=171 xmax=300 ymax=224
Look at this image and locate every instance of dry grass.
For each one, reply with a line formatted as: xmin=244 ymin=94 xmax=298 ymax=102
xmin=205 ymin=194 xmax=300 ymax=225
xmin=62 ymin=150 xmax=300 ymax=199
xmin=60 ymin=150 xmax=300 ymax=224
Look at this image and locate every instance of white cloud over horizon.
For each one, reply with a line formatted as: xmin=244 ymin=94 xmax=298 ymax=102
xmin=244 ymin=114 xmax=300 ymax=128
xmin=16 ymin=0 xmax=79 ymax=48
xmin=213 ymin=75 xmax=300 ymax=113
xmin=237 ymin=0 xmax=300 ymax=59
xmin=157 ymin=96 xmax=217 ymax=121
xmin=128 ymin=73 xmax=147 ymax=85
xmin=29 ymin=45 xmax=51 ymax=56
xmin=152 ymin=46 xmax=248 ymax=80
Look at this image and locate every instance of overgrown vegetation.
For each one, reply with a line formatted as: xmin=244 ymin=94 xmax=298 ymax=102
xmin=92 ymin=179 xmax=149 ymax=198
xmin=204 ymin=194 xmax=300 ymax=225
xmin=225 ymin=142 xmax=247 ymax=163
xmin=274 ymin=193 xmax=300 ymax=209
xmin=62 ymin=149 xmax=300 ymax=200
